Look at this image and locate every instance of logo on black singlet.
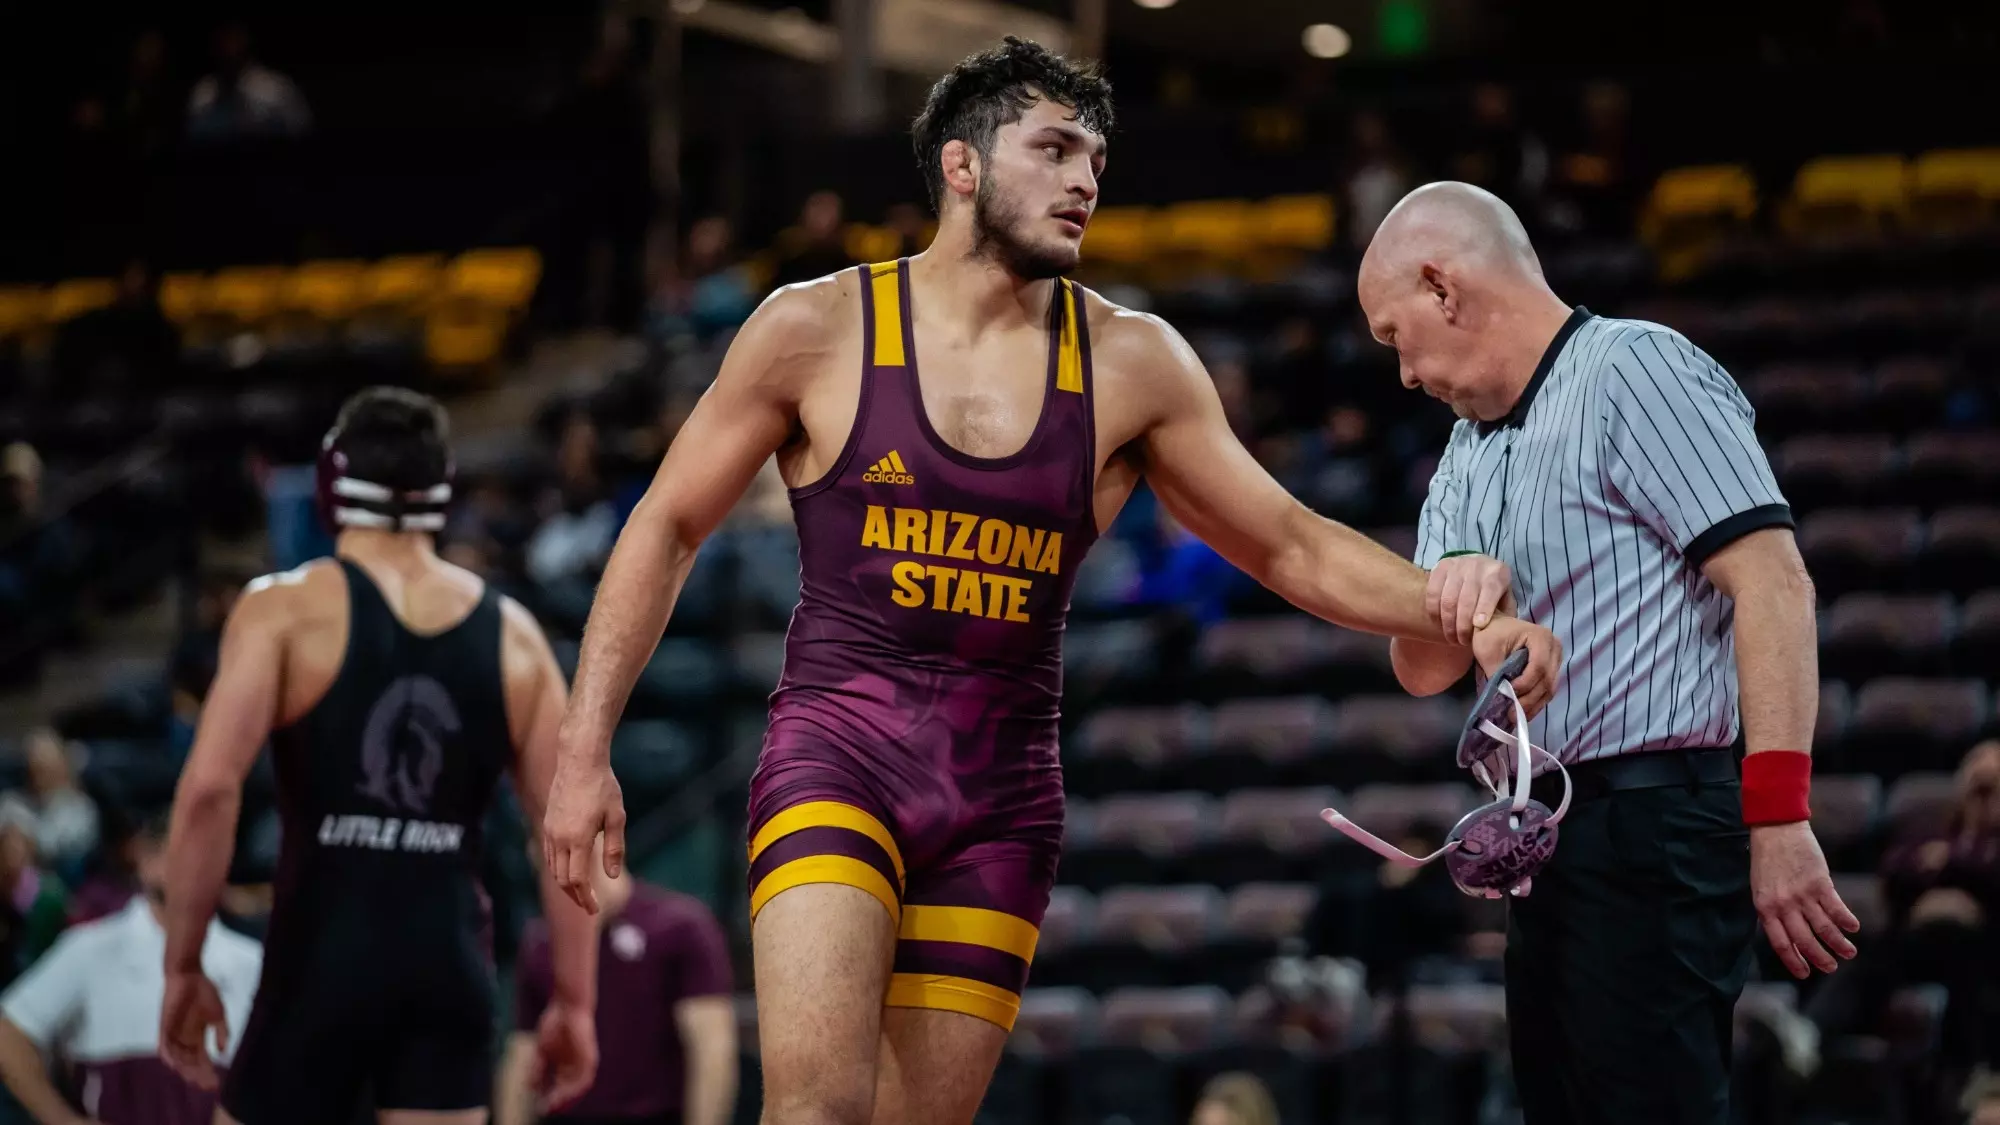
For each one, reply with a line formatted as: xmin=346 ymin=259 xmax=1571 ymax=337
xmin=356 ymin=675 xmax=459 ymax=814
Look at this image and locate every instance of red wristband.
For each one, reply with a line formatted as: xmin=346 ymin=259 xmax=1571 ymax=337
xmin=1741 ymin=751 xmax=1812 ymax=825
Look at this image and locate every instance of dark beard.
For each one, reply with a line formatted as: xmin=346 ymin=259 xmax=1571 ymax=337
xmin=969 ymin=176 xmax=1076 ymax=281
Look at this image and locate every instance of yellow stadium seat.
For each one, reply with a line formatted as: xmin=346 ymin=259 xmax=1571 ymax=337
xmin=157 ymin=273 xmax=207 ymax=323
xmin=842 ymin=225 xmax=901 ymax=266
xmin=1161 ymin=200 xmax=1254 ymax=258
xmin=1909 ymin=149 xmax=2000 ymax=233
xmin=425 ymin=299 xmax=507 ymax=373
xmin=445 ymin=248 xmax=542 ymax=310
xmin=285 ymin=260 xmax=369 ymax=321
xmin=50 ymin=279 xmax=116 ymax=323
xmin=1784 ymin=154 xmax=1908 ymax=238
xmin=361 ymin=255 xmax=445 ymax=311
xmin=1645 ymin=165 xmax=1758 ymax=224
xmin=207 ymin=267 xmax=288 ymax=324
xmin=0 ymin=287 xmax=50 ymax=340
xmin=1080 ymin=207 xmax=1155 ymax=264
xmin=1255 ymin=195 xmax=1336 ymax=251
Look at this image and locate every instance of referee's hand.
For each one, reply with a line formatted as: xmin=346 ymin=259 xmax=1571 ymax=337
xmin=1427 ymin=554 xmax=1517 ymax=645
xmin=1752 ymin=822 xmax=1861 ymax=979
xmin=1470 ymin=618 xmax=1560 ymax=717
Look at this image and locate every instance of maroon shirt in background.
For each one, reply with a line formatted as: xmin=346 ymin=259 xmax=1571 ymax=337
xmin=516 ymin=883 xmax=733 ymax=1121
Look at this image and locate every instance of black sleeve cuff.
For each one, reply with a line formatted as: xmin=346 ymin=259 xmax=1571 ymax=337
xmin=1684 ymin=503 xmax=1795 ymax=570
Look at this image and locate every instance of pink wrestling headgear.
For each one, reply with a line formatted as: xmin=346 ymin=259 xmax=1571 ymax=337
xmin=1321 ymin=647 xmax=1571 ymax=899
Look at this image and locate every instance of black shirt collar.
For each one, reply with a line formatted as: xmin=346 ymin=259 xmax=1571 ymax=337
xmin=1477 ymin=305 xmax=1593 ymax=436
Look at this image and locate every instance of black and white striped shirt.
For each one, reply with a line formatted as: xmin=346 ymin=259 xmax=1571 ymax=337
xmin=1413 ymin=307 xmax=1793 ymax=762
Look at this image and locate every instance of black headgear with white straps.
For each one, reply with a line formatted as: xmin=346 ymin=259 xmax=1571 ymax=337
xmin=314 ymin=423 xmax=453 ymax=534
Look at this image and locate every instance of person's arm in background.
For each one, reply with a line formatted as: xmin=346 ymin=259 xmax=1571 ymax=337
xmin=1601 ymin=328 xmax=1859 ymax=980
xmin=1113 ymin=310 xmax=1560 ymax=712
xmin=494 ymin=924 xmax=554 ymax=1125
xmin=675 ymin=904 xmax=739 ymax=1125
xmin=160 ymin=579 xmax=290 ymax=1089
xmin=502 ymin=600 xmax=600 ymax=1112
xmin=0 ymin=930 xmax=99 ymax=1125
xmin=545 ymin=282 xmax=838 ymax=905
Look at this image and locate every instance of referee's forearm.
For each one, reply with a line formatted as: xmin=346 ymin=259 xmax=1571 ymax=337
xmin=1730 ymin=566 xmax=1818 ymax=755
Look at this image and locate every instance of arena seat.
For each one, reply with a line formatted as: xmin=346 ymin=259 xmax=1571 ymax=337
xmin=1776 ymin=434 xmax=1899 ymax=511
xmin=1951 ymin=589 xmax=2000 ymax=674
xmin=1199 ymin=883 xmax=1317 ymax=991
xmin=1060 ymin=792 xmax=1215 ymax=889
xmin=1908 ymin=148 xmax=2000 ymax=232
xmin=1796 ymin=508 xmax=1919 ymax=598
xmin=1086 ymin=886 xmax=1226 ymax=989
xmin=360 ymin=254 xmax=444 ymax=312
xmin=1185 ymin=787 xmax=1340 ymax=886
xmin=1341 ymin=785 xmax=1478 ymax=845
xmin=1918 ymin=509 xmax=2000 ymax=596
xmin=1011 ymin=987 xmax=1100 ymax=1056
xmin=1253 ymin=195 xmax=1337 ymax=252
xmin=1398 ymin=984 xmax=1508 ymax=1054
xmin=1161 ymin=200 xmax=1256 ymax=260
xmin=1783 ymin=154 xmax=1909 ymax=239
xmin=1077 ymin=206 xmax=1154 ymax=264
xmin=1639 ymin=165 xmax=1758 ymax=279
xmin=1099 ymin=986 xmax=1236 ymax=1050
xmin=1868 ymin=356 xmax=1953 ymax=433
xmin=1845 ymin=677 xmax=1989 ymax=778
xmin=1069 ymin=704 xmax=1207 ymax=796
xmin=0 ymin=285 xmax=48 ymax=340
xmin=1037 ymin=887 xmax=1098 ymax=960
xmin=1884 ymin=985 xmax=1950 ymax=1064
xmin=1836 ymin=291 xmax=1960 ymax=356
xmin=50 ymin=278 xmax=117 ymax=323
xmin=1815 ymin=680 xmax=1853 ymax=759
xmin=1330 ymin=695 xmax=1461 ymax=774
xmin=1831 ymin=873 xmax=1887 ymax=938
xmin=1818 ymin=593 xmax=1953 ymax=681
xmin=1745 ymin=364 xmax=1870 ymax=440
xmin=1903 ymin=430 xmax=2000 ymax=506
xmin=1808 ymin=774 xmax=1882 ymax=869
xmin=446 ymin=247 xmax=542 ymax=311
xmin=1196 ymin=616 xmax=1337 ymax=695
xmin=1197 ymin=697 xmax=1339 ymax=791
xmin=285 ymin=260 xmax=369 ymax=323
xmin=425 ymin=298 xmax=509 ymax=374
xmin=207 ymin=266 xmax=288 ymax=326
xmin=1884 ymin=772 xmax=1957 ymax=850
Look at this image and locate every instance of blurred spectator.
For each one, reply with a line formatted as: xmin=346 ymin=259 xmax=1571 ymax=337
xmin=66 ymin=811 xmax=147 ymax=928
xmin=885 ymin=202 xmax=933 ymax=258
xmin=769 ymin=191 xmax=855 ymax=289
xmin=1296 ymin=404 xmax=1385 ymax=524
xmin=0 ymin=445 xmax=81 ymax=637
xmin=1451 ymin=83 xmax=1546 ymax=219
xmin=116 ymin=31 xmax=180 ymax=160
xmin=1129 ymin=507 xmax=1247 ymax=626
xmin=185 ymin=24 xmax=311 ymax=142
xmin=1810 ymin=741 xmax=2000 ymax=1087
xmin=1550 ymin=82 xmax=1637 ymax=239
xmin=644 ymin=216 xmax=757 ymax=348
xmin=0 ymin=818 xmax=261 ymax=1125
xmin=527 ymin=414 xmax=618 ymax=625
xmin=1964 ymin=1068 xmax=2000 ymax=1125
xmin=1344 ymin=110 xmax=1411 ymax=252
xmin=51 ymin=261 xmax=180 ymax=397
xmin=0 ymin=730 xmax=100 ymax=880
xmin=1191 ymin=1071 xmax=1280 ymax=1125
xmin=500 ymin=842 xmax=736 ymax=1125
xmin=0 ymin=808 xmax=69 ymax=990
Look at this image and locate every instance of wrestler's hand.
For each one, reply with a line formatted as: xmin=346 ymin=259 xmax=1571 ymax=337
xmin=1426 ymin=553 xmax=1517 ymax=645
xmin=159 ymin=969 xmax=228 ymax=1091
xmin=1470 ymin=617 xmax=1561 ymax=718
xmin=530 ymin=999 xmax=600 ymax=1113
xmin=543 ymin=754 xmax=626 ymax=915
xmin=1752 ymin=821 xmax=1860 ymax=979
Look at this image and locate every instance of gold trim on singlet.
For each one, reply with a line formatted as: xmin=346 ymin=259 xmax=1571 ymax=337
xmin=1056 ymin=279 xmax=1084 ymax=394
xmin=870 ymin=261 xmax=905 ymax=368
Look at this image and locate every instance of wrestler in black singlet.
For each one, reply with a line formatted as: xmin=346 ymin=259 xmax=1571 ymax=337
xmin=223 ymin=559 xmax=508 ymax=1124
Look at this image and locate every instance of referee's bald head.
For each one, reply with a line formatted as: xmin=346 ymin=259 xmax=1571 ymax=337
xmin=1357 ymin=181 xmax=1572 ymax=422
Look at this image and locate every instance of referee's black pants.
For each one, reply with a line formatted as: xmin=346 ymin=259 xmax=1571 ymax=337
xmin=1509 ymin=749 xmax=1757 ymax=1125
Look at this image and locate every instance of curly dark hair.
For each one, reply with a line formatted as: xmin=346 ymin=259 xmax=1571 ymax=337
xmin=911 ymin=36 xmax=1114 ymax=212
xmin=331 ymin=385 xmax=451 ymax=489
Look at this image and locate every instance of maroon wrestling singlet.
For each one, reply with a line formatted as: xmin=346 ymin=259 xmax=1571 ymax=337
xmin=745 ymin=259 xmax=1097 ymax=1031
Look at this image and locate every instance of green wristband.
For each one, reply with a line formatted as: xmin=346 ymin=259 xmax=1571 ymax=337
xmin=1436 ymin=550 xmax=1481 ymax=560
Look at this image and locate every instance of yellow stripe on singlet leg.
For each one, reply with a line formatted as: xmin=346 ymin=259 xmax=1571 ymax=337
xmin=747 ymin=800 xmax=906 ymax=883
xmin=897 ymin=905 xmax=1041 ymax=961
xmin=1056 ymin=279 xmax=1083 ymax=393
xmin=884 ymin=973 xmax=1023 ymax=1031
xmin=750 ymin=855 xmax=901 ymax=927
xmin=871 ymin=263 xmax=905 ymax=368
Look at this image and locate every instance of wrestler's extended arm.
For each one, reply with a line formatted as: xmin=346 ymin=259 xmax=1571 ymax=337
xmin=1114 ymin=309 xmax=1559 ymax=706
xmin=546 ymin=279 xmax=837 ymax=900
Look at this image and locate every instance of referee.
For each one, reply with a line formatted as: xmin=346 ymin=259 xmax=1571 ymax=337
xmin=1358 ymin=182 xmax=1860 ymax=1125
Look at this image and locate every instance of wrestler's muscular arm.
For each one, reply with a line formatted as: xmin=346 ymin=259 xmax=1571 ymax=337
xmin=544 ymin=281 xmax=839 ymax=908
xmin=1099 ymin=307 xmax=1561 ymax=712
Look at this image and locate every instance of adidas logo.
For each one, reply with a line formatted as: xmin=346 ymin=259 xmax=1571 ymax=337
xmin=861 ymin=450 xmax=915 ymax=485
